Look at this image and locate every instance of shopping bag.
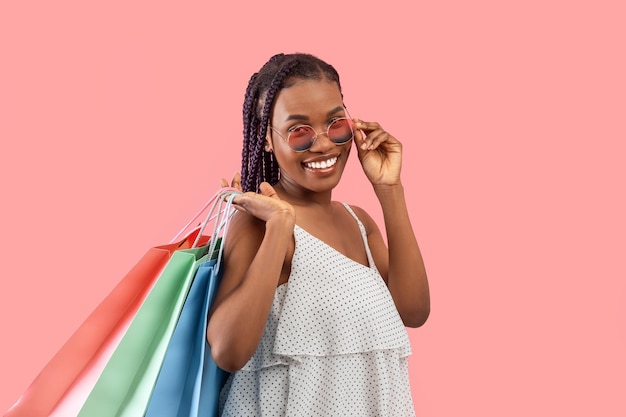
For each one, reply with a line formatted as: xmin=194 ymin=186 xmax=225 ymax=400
xmin=144 ymin=193 xmax=237 ymax=417
xmin=75 ymin=245 xmax=209 ymax=417
xmin=76 ymin=188 xmax=239 ymax=417
xmin=3 ymin=229 xmax=208 ymax=417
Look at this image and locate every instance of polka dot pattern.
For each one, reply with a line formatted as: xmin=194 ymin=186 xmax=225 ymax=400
xmin=220 ymin=203 xmax=415 ymax=416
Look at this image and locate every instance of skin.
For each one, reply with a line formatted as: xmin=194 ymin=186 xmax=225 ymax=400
xmin=207 ymin=78 xmax=430 ymax=372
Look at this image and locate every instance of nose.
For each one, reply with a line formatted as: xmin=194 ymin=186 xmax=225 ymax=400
xmin=309 ymin=130 xmax=335 ymax=152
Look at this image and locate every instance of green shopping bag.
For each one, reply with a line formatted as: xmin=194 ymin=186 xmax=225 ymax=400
xmin=77 ymin=244 xmax=211 ymax=417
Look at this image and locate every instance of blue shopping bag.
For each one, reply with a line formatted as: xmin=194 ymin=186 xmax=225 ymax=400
xmin=144 ymin=256 xmax=229 ymax=417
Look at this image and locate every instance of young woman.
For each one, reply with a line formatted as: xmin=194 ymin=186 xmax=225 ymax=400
xmin=207 ymin=52 xmax=430 ymax=416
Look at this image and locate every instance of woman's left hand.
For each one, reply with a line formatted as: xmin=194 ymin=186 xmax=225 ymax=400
xmin=353 ymin=119 xmax=403 ymax=186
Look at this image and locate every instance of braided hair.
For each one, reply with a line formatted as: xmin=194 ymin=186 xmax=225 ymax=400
xmin=240 ymin=53 xmax=343 ymax=192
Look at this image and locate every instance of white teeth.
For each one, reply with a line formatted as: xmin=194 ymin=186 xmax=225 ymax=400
xmin=305 ymin=157 xmax=338 ymax=169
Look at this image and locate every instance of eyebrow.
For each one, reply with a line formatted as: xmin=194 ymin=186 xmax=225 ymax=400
xmin=283 ymin=106 xmax=345 ymax=122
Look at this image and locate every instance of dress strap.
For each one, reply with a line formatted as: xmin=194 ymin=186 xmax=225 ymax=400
xmin=339 ymin=202 xmax=377 ymax=269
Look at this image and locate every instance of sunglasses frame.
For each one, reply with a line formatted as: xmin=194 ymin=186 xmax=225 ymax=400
xmin=269 ymin=111 xmax=354 ymax=152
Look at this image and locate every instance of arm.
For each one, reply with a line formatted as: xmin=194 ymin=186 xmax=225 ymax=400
xmin=353 ymin=120 xmax=430 ymax=328
xmin=207 ymin=182 xmax=295 ymax=371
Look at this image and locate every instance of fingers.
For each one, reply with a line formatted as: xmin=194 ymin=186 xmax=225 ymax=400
xmin=231 ymin=191 xmax=254 ymax=210
xmin=221 ymin=172 xmax=243 ymax=191
xmin=230 ymin=172 xmax=242 ymax=191
xmin=231 ymin=182 xmax=279 ymax=210
xmin=353 ymin=120 xmax=391 ymax=151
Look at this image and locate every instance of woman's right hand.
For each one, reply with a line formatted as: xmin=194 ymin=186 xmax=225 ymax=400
xmin=221 ymin=173 xmax=295 ymax=225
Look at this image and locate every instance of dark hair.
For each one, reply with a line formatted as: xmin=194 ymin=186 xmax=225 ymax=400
xmin=240 ymin=53 xmax=343 ymax=192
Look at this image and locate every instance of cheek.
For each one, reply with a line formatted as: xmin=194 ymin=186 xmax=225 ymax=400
xmin=272 ymin=149 xmax=300 ymax=172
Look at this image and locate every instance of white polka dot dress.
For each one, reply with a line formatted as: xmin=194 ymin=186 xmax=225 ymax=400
xmin=219 ymin=203 xmax=415 ymax=416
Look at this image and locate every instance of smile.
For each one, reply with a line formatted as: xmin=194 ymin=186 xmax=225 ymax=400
xmin=304 ymin=156 xmax=338 ymax=169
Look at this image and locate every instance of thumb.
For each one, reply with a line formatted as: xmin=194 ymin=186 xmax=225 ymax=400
xmin=353 ymin=121 xmax=369 ymax=154
xmin=259 ymin=182 xmax=280 ymax=199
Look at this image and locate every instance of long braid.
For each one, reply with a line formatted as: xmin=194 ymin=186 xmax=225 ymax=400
xmin=255 ymin=59 xmax=298 ymax=191
xmin=241 ymin=73 xmax=259 ymax=189
xmin=240 ymin=53 xmax=342 ymax=192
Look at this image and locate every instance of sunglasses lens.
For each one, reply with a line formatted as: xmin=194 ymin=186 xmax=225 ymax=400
xmin=328 ymin=118 xmax=353 ymax=144
xmin=288 ymin=126 xmax=316 ymax=151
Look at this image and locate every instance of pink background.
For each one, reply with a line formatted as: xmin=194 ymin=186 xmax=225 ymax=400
xmin=1 ymin=1 xmax=624 ymax=415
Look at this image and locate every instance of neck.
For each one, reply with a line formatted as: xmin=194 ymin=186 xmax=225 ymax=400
xmin=274 ymin=181 xmax=334 ymax=207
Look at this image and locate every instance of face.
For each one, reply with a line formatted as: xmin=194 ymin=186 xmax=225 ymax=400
xmin=267 ymin=78 xmax=352 ymax=196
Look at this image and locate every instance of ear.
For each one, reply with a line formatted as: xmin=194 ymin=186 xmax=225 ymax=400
xmin=264 ymin=135 xmax=273 ymax=153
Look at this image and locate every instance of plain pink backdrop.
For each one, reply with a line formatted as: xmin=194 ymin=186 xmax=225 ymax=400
xmin=1 ymin=1 xmax=624 ymax=416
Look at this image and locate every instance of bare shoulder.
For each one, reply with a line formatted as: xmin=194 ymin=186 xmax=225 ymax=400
xmin=339 ymin=203 xmax=381 ymax=236
xmin=208 ymin=210 xmax=267 ymax=312
xmin=223 ymin=210 xmax=265 ymax=258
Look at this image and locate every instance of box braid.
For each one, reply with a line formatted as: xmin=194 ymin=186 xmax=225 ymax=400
xmin=241 ymin=53 xmax=343 ymax=192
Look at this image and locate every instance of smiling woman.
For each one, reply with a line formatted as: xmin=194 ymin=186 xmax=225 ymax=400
xmin=206 ymin=52 xmax=430 ymax=416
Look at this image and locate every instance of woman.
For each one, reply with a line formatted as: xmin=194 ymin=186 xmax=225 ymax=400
xmin=207 ymin=52 xmax=430 ymax=416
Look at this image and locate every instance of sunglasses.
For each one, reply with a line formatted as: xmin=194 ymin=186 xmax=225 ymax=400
xmin=270 ymin=117 xmax=354 ymax=152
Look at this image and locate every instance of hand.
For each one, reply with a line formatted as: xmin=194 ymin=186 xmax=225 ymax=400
xmin=221 ymin=172 xmax=243 ymax=191
xmin=353 ymin=119 xmax=403 ymax=186
xmin=222 ymin=175 xmax=295 ymax=225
